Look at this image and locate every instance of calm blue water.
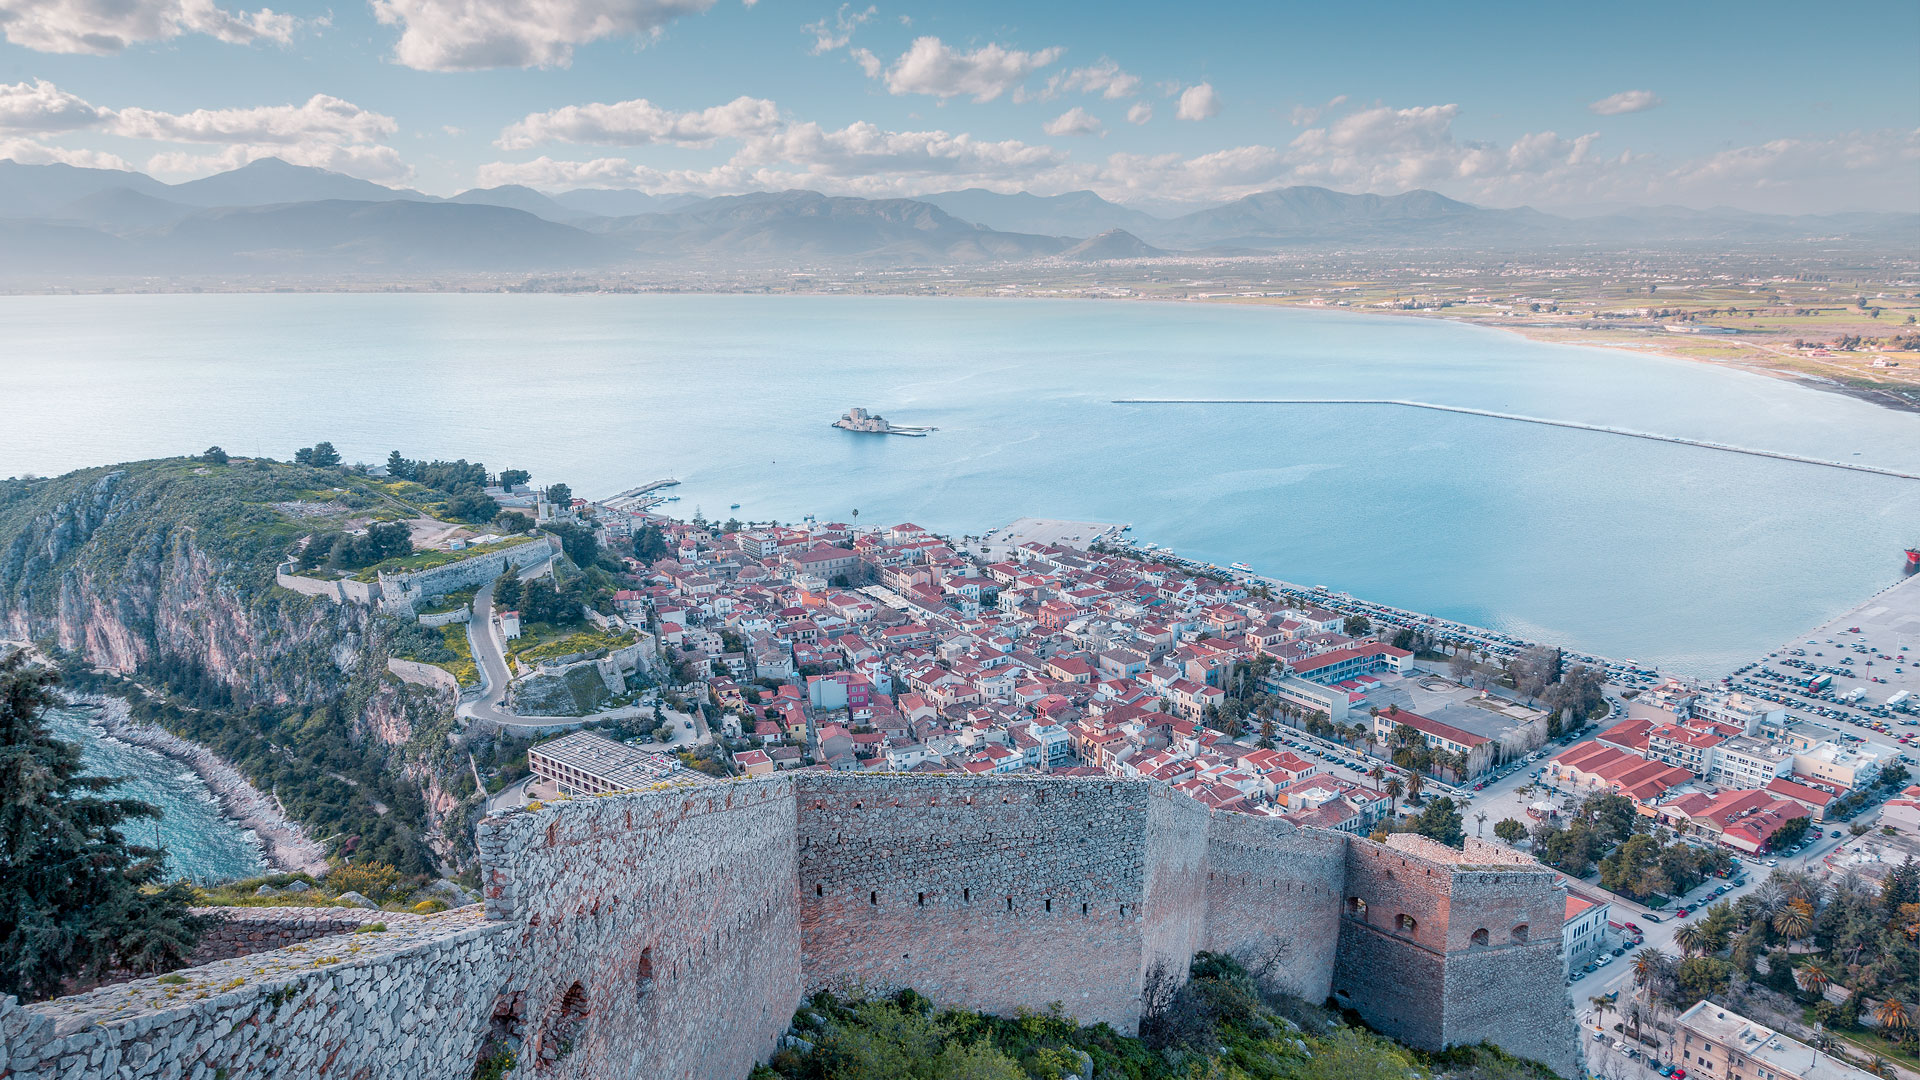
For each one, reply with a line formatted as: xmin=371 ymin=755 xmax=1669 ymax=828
xmin=44 ymin=707 xmax=268 ymax=883
xmin=4 ymin=294 xmax=1917 ymax=681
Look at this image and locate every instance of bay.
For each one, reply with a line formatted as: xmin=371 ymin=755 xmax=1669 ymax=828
xmin=43 ymin=706 xmax=268 ymax=884
xmin=3 ymin=293 xmax=1917 ymax=678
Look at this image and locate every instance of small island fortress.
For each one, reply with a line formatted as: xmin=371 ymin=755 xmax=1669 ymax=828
xmin=833 ymin=406 xmax=935 ymax=436
xmin=0 ymin=773 xmax=1578 ymax=1080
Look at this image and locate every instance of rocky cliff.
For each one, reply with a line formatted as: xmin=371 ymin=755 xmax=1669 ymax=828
xmin=0 ymin=458 xmax=479 ymax=874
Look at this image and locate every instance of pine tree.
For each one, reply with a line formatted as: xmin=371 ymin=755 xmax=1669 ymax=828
xmin=0 ymin=656 xmax=206 ymax=1000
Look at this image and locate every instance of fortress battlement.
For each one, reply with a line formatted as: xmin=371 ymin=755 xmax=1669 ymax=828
xmin=0 ymin=773 xmax=1577 ymax=1080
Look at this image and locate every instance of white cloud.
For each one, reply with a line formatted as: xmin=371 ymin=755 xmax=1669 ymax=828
xmin=1042 ymin=106 xmax=1101 ymax=137
xmin=145 ymin=141 xmax=411 ymax=181
xmin=1094 ymin=145 xmax=1281 ymax=203
xmin=497 ymin=95 xmax=779 ymax=149
xmin=1175 ymin=82 xmax=1220 ymax=122
xmin=0 ymin=78 xmax=106 ymax=132
xmin=802 ymin=2 xmax=871 ymax=54
xmin=0 ymin=81 xmax=411 ymax=184
xmin=849 ymin=46 xmax=881 ymax=78
xmin=1588 ymin=90 xmax=1662 ymax=116
xmin=1288 ymin=94 xmax=1346 ymax=127
xmin=481 ymin=116 xmax=1070 ymax=196
xmin=1024 ymin=58 xmax=1139 ymax=102
xmin=0 ymin=0 xmax=296 ymax=53
xmin=1126 ymin=102 xmax=1152 ymax=126
xmin=877 ymin=36 xmax=1063 ymax=102
xmin=369 ymin=0 xmax=716 ymax=71
xmin=109 ymin=95 xmax=398 ymax=145
xmin=0 ymin=136 xmax=130 ymax=169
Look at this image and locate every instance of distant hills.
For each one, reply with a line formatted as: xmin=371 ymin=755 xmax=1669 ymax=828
xmin=0 ymin=156 xmax=1913 ymax=280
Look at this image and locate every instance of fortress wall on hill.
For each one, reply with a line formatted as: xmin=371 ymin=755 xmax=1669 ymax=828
xmin=0 ymin=908 xmax=511 ymax=1080
xmin=1198 ymin=812 xmax=1347 ymax=1003
xmin=794 ymin=773 xmax=1160 ymax=1031
xmin=2 ymin=774 xmax=1578 ymax=1080
xmin=475 ymin=776 xmax=802 ymax=1080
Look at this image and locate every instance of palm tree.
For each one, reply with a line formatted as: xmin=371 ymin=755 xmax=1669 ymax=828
xmin=1368 ymin=764 xmax=1386 ymax=792
xmin=1384 ymin=777 xmax=1403 ymax=817
xmin=1590 ymin=994 xmax=1615 ymax=1031
xmin=1475 ymin=810 xmax=1488 ymax=838
xmin=1407 ymin=771 xmax=1426 ymax=805
xmin=1873 ymin=998 xmax=1912 ymax=1042
xmin=1675 ymin=923 xmax=1705 ymax=957
xmin=1631 ymin=948 xmax=1667 ymax=989
xmin=1750 ymin=879 xmax=1787 ymax=921
xmin=1794 ymin=961 xmax=1832 ymax=997
xmin=1774 ymin=899 xmax=1815 ymax=943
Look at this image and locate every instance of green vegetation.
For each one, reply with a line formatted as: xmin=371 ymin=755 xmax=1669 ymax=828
xmin=298 ymin=521 xmax=414 ymax=574
xmin=349 ymin=535 xmax=544 ymax=582
xmin=1626 ymin=861 xmax=1920 ymax=1068
xmin=0 ymin=657 xmax=206 ymax=1001
xmin=754 ymin=953 xmax=1557 ymax=1080
xmin=508 ymin=625 xmax=636 ymax=667
xmin=417 ymin=588 xmax=477 ymax=616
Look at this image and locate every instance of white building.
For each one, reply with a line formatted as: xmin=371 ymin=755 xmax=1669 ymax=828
xmin=1692 ymin=691 xmax=1785 ymax=734
xmin=1563 ymin=885 xmax=1612 ymax=973
xmin=1708 ymin=735 xmax=1795 ymax=790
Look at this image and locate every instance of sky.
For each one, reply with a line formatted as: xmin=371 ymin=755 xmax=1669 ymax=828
xmin=1 ymin=0 xmax=1916 ymax=213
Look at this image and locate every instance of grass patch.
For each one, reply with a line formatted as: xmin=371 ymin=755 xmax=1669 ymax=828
xmin=418 ymin=588 xmax=476 ymax=616
xmin=436 ymin=624 xmax=479 ymax=687
xmin=507 ymin=625 xmax=636 ymax=667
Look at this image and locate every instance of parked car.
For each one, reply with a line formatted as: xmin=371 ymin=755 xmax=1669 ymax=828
xmin=1642 ymin=914 xmax=1662 ymax=923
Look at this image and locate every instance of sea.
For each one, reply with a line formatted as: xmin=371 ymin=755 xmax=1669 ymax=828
xmin=4 ymin=294 xmax=1917 ymax=678
xmin=43 ymin=705 xmax=268 ymax=883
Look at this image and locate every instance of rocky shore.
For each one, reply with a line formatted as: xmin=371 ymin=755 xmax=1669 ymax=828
xmin=82 ymin=695 xmax=330 ymax=876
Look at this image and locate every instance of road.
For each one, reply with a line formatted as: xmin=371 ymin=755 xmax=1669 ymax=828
xmin=458 ymin=556 xmax=660 ymax=730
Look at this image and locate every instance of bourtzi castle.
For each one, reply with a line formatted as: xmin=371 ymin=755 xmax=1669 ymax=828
xmin=0 ymin=773 xmax=1578 ymax=1079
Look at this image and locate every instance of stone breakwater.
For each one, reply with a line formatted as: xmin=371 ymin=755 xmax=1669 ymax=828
xmin=0 ymin=773 xmax=1580 ymax=1080
xmin=87 ymin=696 xmax=328 ymax=876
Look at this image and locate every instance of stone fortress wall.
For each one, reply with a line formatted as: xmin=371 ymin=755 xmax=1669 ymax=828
xmin=0 ymin=774 xmax=1578 ymax=1080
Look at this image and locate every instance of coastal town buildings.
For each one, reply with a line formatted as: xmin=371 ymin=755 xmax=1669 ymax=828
xmin=1670 ymin=1002 xmax=1875 ymax=1080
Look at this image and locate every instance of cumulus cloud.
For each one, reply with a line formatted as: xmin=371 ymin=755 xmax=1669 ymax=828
xmin=1288 ymin=94 xmax=1346 ymax=126
xmin=481 ymin=116 xmax=1069 ymax=196
xmin=876 ymin=36 xmax=1063 ymax=102
xmin=1126 ymin=102 xmax=1152 ymax=125
xmin=1022 ymin=58 xmax=1139 ymax=102
xmin=1042 ymin=106 xmax=1101 ymax=137
xmin=0 ymin=78 xmax=106 ymax=132
xmin=1094 ymin=144 xmax=1281 ymax=202
xmin=0 ymin=136 xmax=130 ymax=169
xmin=802 ymin=2 xmax=870 ymax=54
xmin=1175 ymin=82 xmax=1220 ymax=122
xmin=369 ymin=0 xmax=717 ymax=71
xmin=145 ymin=141 xmax=410 ymax=181
xmin=497 ymin=95 xmax=778 ymax=149
xmin=0 ymin=80 xmax=412 ymax=183
xmin=110 ymin=95 xmax=398 ymax=145
xmin=1588 ymin=90 xmax=1662 ymax=116
xmin=0 ymin=0 xmax=296 ymax=53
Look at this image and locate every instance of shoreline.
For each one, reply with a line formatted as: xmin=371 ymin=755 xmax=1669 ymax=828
xmin=72 ymin=693 xmax=329 ymax=877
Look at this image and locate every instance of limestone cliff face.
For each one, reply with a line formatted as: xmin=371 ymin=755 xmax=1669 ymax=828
xmin=0 ymin=465 xmax=366 ymax=706
xmin=0 ymin=459 xmax=478 ymax=871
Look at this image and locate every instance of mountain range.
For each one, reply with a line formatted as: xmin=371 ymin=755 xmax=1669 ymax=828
xmin=1 ymin=156 xmax=1913 ymax=279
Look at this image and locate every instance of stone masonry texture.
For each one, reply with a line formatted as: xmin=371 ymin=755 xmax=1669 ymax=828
xmin=0 ymin=774 xmax=1578 ymax=1080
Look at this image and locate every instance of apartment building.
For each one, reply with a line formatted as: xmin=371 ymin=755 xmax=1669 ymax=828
xmin=1671 ymin=1001 xmax=1873 ymax=1080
